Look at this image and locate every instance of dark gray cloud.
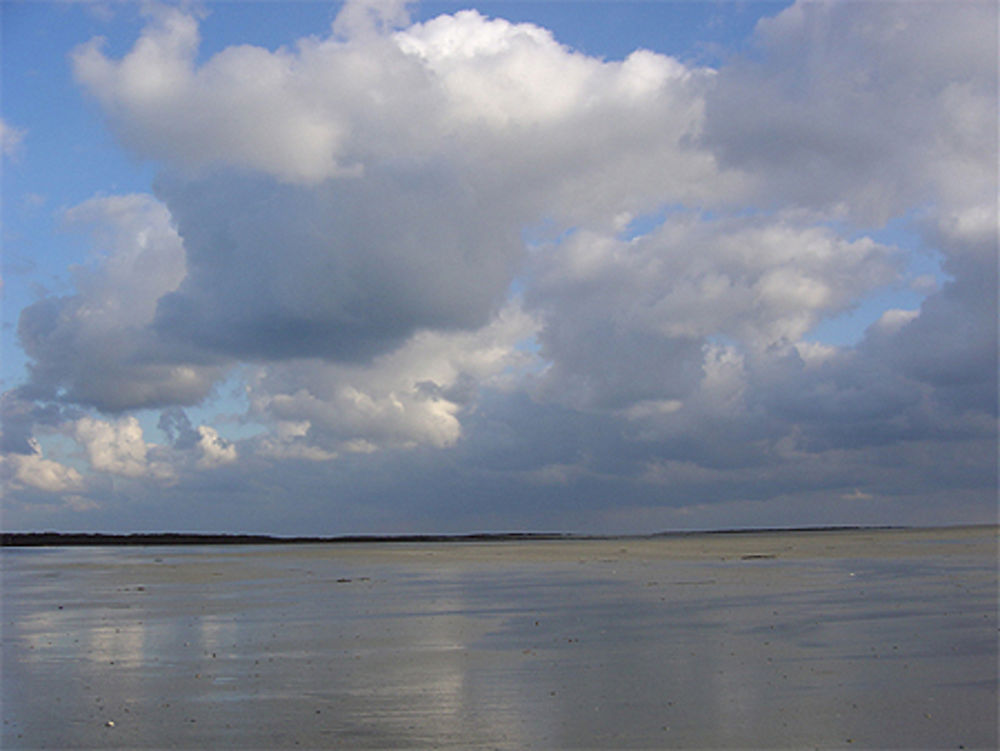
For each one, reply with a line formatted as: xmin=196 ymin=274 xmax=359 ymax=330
xmin=865 ymin=247 xmax=998 ymax=416
xmin=0 ymin=393 xmax=77 ymax=455
xmin=152 ymin=165 xmax=523 ymax=363
xmin=157 ymin=407 xmax=200 ymax=450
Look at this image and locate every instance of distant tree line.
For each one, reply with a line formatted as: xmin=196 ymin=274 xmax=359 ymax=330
xmin=0 ymin=531 xmax=575 ymax=547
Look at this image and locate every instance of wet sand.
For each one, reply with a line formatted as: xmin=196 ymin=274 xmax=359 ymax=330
xmin=2 ymin=525 xmax=996 ymax=749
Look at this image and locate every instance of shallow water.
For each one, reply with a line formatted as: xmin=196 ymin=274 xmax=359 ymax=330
xmin=2 ymin=527 xmax=997 ymax=749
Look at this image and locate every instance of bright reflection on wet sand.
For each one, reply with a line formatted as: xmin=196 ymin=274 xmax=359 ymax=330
xmin=2 ymin=526 xmax=997 ymax=749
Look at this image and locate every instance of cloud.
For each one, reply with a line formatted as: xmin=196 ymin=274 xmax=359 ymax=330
xmin=3 ymin=1 xmax=995 ymax=532
xmin=195 ymin=425 xmax=237 ymax=469
xmin=248 ymin=299 xmax=539 ymax=455
xmin=64 ymin=3 xmax=729 ymax=374
xmin=71 ymin=4 xmax=720 ymax=203
xmin=157 ymin=406 xmax=200 ymax=450
xmin=150 ymin=166 xmax=524 ymax=363
xmin=0 ymin=392 xmax=76 ymax=455
xmin=73 ymin=416 xmax=174 ymax=480
xmin=73 ymin=4 xmax=356 ymax=183
xmin=702 ymin=1 xmax=997 ymax=224
xmin=256 ymin=421 xmax=340 ymax=463
xmin=527 ymin=215 xmax=899 ymax=411
xmin=333 ymin=0 xmax=412 ymax=38
xmin=871 ymin=309 xmax=919 ymax=337
xmin=65 ymin=409 xmax=236 ymax=478
xmin=392 ymin=10 xmax=734 ymax=223
xmin=15 ymin=194 xmax=227 ymax=412
xmin=1 ymin=439 xmax=84 ymax=493
xmin=0 ymin=118 xmax=26 ymax=159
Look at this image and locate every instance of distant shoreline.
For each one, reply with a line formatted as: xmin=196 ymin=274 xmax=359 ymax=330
xmin=0 ymin=525 xmax=936 ymax=547
xmin=1 ymin=531 xmax=572 ymax=547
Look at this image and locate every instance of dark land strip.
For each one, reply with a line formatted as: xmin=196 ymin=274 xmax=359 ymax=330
xmin=0 ymin=526 xmax=907 ymax=547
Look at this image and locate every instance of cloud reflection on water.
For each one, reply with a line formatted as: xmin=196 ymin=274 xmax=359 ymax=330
xmin=2 ymin=532 xmax=996 ymax=748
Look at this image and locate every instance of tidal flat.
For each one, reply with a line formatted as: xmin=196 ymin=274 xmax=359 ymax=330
xmin=2 ymin=526 xmax=997 ymax=749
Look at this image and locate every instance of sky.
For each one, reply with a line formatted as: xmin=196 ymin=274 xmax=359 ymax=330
xmin=1 ymin=0 xmax=996 ymax=535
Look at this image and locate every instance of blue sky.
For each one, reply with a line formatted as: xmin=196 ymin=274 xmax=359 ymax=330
xmin=1 ymin=0 xmax=996 ymax=534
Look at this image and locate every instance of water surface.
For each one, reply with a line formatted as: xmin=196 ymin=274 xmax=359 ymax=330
xmin=3 ymin=526 xmax=996 ymax=748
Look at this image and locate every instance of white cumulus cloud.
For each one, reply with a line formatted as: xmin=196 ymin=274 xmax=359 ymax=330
xmin=1 ymin=439 xmax=84 ymax=493
xmin=74 ymin=416 xmax=173 ymax=480
xmin=195 ymin=425 xmax=237 ymax=469
xmin=249 ymin=299 xmax=540 ymax=455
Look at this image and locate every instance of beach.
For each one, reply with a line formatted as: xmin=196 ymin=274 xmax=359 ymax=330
xmin=2 ymin=525 xmax=996 ymax=749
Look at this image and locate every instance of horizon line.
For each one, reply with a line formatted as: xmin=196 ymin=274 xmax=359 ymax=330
xmin=5 ymin=523 xmax=996 ymax=547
